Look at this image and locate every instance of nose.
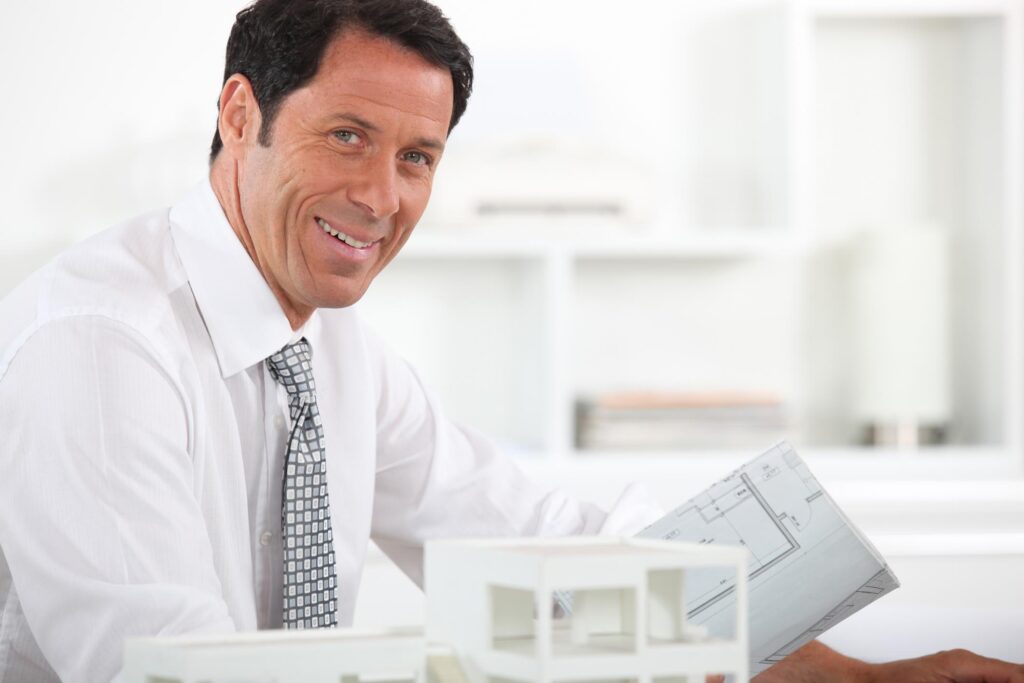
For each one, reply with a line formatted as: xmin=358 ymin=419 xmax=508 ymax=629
xmin=347 ymin=153 xmax=400 ymax=220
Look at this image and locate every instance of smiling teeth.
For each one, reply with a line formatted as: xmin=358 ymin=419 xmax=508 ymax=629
xmin=317 ymin=218 xmax=373 ymax=248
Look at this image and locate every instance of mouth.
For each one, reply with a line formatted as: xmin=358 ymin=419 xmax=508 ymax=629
xmin=316 ymin=217 xmax=379 ymax=250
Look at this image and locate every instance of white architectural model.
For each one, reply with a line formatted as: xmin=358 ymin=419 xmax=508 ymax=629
xmin=123 ymin=627 xmax=425 ymax=683
xmin=126 ymin=538 xmax=748 ymax=683
xmin=426 ymin=537 xmax=748 ymax=683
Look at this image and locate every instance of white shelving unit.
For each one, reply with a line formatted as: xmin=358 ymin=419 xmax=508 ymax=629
xmin=359 ymin=0 xmax=1024 ymax=482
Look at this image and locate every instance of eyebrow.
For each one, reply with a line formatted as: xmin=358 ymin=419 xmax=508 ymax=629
xmin=329 ymin=112 xmax=446 ymax=152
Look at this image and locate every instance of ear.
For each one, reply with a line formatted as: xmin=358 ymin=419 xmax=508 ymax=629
xmin=217 ymin=74 xmax=262 ymax=157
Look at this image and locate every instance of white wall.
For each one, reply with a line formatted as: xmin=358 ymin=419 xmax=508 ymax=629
xmin=0 ymin=2 xmax=242 ymax=251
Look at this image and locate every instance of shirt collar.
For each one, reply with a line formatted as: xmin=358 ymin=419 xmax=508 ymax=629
xmin=169 ymin=178 xmax=318 ymax=378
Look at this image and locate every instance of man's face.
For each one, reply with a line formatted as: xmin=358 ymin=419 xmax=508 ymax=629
xmin=234 ymin=29 xmax=453 ymax=320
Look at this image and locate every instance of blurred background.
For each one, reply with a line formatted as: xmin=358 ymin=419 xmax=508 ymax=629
xmin=2 ymin=0 xmax=1022 ymax=664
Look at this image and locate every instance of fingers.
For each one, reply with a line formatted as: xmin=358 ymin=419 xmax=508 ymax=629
xmin=938 ymin=648 xmax=1024 ymax=683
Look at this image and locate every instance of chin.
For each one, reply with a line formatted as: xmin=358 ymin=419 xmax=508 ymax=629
xmin=315 ymin=287 xmax=369 ymax=310
xmin=301 ymin=271 xmax=371 ymax=310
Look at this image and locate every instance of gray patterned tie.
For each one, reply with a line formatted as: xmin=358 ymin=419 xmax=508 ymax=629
xmin=266 ymin=339 xmax=338 ymax=629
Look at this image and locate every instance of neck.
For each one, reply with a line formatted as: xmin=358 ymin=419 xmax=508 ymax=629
xmin=208 ymin=157 xmax=313 ymax=331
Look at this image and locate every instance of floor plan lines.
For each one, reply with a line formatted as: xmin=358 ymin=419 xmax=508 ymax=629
xmin=637 ymin=442 xmax=899 ymax=675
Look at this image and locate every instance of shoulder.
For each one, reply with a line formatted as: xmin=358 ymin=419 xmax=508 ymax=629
xmin=315 ymin=304 xmax=402 ymax=375
xmin=316 ymin=304 xmax=435 ymax=421
xmin=0 ymin=208 xmax=191 ymax=384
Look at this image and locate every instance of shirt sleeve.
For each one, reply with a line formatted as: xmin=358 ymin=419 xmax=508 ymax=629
xmin=363 ymin=325 xmax=664 ymax=586
xmin=0 ymin=316 xmax=235 ymax=683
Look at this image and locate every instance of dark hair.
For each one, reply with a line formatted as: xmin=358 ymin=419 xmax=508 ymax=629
xmin=209 ymin=0 xmax=473 ymax=161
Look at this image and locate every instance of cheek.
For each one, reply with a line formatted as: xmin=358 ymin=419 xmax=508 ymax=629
xmin=242 ymin=159 xmax=292 ymax=246
xmin=399 ymin=181 xmax=434 ymax=225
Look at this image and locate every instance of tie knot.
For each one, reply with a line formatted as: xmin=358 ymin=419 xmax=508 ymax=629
xmin=267 ymin=338 xmax=316 ymax=399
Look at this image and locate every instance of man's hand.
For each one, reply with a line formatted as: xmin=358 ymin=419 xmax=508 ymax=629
xmin=751 ymin=641 xmax=1024 ymax=683
xmin=868 ymin=648 xmax=1024 ymax=683
xmin=750 ymin=641 xmax=870 ymax=683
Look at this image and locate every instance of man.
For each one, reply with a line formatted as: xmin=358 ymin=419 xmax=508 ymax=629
xmin=0 ymin=1 xmax=1019 ymax=682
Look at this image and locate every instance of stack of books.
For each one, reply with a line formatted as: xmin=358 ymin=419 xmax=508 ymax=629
xmin=575 ymin=391 xmax=790 ymax=451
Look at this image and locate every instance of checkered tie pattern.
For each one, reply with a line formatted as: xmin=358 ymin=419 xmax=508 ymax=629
xmin=266 ymin=339 xmax=338 ymax=629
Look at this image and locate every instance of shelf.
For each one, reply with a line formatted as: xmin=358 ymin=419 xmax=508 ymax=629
xmin=516 ymin=447 xmax=1024 ymax=517
xmin=803 ymin=9 xmax=1012 ymax=448
xmin=399 ymin=231 xmax=800 ymax=261
xmin=398 ymin=235 xmax=550 ymax=259
xmin=571 ymin=232 xmax=799 ymax=260
xmin=810 ymin=0 xmax=1011 ymax=19
xmin=360 ymin=258 xmax=548 ymax=451
xmin=567 ymin=445 xmax=1014 ymax=459
xmin=364 ymin=1 xmax=1023 ymax=480
xmin=874 ymin=532 xmax=1024 ymax=557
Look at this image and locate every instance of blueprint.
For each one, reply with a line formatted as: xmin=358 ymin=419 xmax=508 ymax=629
xmin=637 ymin=441 xmax=899 ymax=675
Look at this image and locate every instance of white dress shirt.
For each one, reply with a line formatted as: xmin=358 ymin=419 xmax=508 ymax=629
xmin=0 ymin=180 xmax=660 ymax=683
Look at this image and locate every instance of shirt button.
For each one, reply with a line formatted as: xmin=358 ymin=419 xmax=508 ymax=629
xmin=259 ymin=531 xmax=273 ymax=547
xmin=274 ymin=415 xmax=286 ymax=430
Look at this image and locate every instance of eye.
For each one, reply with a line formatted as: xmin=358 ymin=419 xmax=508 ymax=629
xmin=332 ymin=129 xmax=361 ymax=145
xmin=402 ymin=150 xmax=432 ymax=167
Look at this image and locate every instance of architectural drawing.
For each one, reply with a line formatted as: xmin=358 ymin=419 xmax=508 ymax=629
xmin=638 ymin=441 xmax=899 ymax=675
